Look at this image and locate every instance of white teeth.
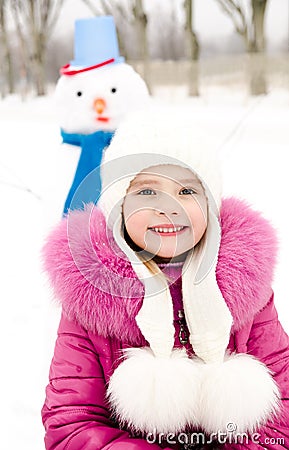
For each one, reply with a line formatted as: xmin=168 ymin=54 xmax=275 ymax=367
xmin=150 ymin=226 xmax=184 ymax=233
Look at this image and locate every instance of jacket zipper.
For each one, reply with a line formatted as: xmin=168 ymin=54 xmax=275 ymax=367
xmin=177 ymin=309 xmax=189 ymax=345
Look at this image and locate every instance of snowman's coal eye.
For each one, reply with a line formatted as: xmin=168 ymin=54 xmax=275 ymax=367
xmin=111 ymin=87 xmax=117 ymax=94
xmin=76 ymin=91 xmax=82 ymax=97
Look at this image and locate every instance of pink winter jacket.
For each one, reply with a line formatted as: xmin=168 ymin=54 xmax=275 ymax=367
xmin=42 ymin=198 xmax=289 ymax=449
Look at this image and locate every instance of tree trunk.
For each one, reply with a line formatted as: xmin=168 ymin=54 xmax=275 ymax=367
xmin=184 ymin=0 xmax=199 ymax=96
xmin=11 ymin=3 xmax=30 ymax=98
xmin=134 ymin=0 xmax=147 ymax=60
xmin=31 ymin=34 xmax=47 ymax=96
xmin=32 ymin=57 xmax=46 ymax=96
xmin=248 ymin=0 xmax=268 ymax=95
xmin=251 ymin=0 xmax=267 ymax=52
xmin=0 ymin=2 xmax=14 ymax=95
xmin=247 ymin=52 xmax=267 ymax=96
xmin=133 ymin=0 xmax=151 ymax=94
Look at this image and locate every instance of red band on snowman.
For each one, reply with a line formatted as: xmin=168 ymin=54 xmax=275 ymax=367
xmin=60 ymin=58 xmax=115 ymax=76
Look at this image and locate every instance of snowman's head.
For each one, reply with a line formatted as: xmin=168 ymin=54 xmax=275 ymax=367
xmin=55 ymin=63 xmax=150 ymax=134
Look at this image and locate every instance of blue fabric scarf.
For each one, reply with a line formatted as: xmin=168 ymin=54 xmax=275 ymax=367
xmin=61 ymin=129 xmax=114 ymax=215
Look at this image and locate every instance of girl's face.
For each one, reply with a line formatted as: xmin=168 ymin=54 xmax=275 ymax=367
xmin=122 ymin=165 xmax=208 ymax=259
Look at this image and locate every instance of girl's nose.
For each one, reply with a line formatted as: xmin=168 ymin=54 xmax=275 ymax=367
xmin=157 ymin=209 xmax=179 ymax=216
xmin=93 ymin=98 xmax=106 ymax=114
xmin=155 ymin=198 xmax=180 ymax=216
xmin=153 ymin=192 xmax=182 ymax=217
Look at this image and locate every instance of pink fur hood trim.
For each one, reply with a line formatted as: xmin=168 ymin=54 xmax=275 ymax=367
xmin=43 ymin=198 xmax=278 ymax=344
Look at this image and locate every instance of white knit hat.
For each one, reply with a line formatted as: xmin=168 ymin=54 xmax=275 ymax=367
xmin=99 ymin=109 xmax=232 ymax=362
xmin=97 ymin=109 xmax=279 ymax=437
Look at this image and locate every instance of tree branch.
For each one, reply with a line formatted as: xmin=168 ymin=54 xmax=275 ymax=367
xmin=81 ymin=0 xmax=106 ymax=15
xmin=215 ymin=0 xmax=247 ymax=36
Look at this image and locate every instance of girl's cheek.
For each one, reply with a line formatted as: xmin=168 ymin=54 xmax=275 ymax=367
xmin=187 ymin=201 xmax=207 ymax=224
xmin=194 ymin=198 xmax=208 ymax=223
xmin=125 ymin=214 xmax=146 ymax=235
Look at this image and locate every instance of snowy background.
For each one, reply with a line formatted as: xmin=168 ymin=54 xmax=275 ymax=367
xmin=1 ymin=85 xmax=289 ymax=449
xmin=1 ymin=2 xmax=289 ymax=448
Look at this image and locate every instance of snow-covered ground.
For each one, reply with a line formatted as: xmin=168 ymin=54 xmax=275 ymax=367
xmin=1 ymin=87 xmax=288 ymax=449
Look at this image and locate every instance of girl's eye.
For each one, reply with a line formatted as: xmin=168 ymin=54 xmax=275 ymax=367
xmin=179 ymin=187 xmax=196 ymax=195
xmin=138 ymin=188 xmax=156 ymax=195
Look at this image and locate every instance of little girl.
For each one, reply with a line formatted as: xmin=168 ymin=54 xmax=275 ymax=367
xmin=42 ymin=112 xmax=289 ymax=449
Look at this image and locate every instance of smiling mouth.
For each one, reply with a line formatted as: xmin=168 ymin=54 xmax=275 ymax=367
xmin=96 ymin=116 xmax=110 ymax=122
xmin=148 ymin=225 xmax=187 ymax=235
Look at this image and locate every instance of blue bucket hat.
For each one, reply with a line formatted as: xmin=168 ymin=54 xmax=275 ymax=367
xmin=61 ymin=16 xmax=124 ymax=76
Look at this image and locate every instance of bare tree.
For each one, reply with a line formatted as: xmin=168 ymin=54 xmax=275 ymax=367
xmin=215 ymin=0 xmax=269 ymax=95
xmin=0 ymin=0 xmax=14 ymax=95
xmin=215 ymin=1 xmax=249 ymax=49
xmin=215 ymin=0 xmax=268 ymax=52
xmin=10 ymin=0 xmax=66 ymax=96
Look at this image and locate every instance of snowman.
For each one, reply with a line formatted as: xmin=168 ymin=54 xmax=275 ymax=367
xmin=55 ymin=16 xmax=149 ymax=214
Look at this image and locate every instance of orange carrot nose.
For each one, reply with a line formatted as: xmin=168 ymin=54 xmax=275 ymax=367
xmin=93 ymin=98 xmax=106 ymax=114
